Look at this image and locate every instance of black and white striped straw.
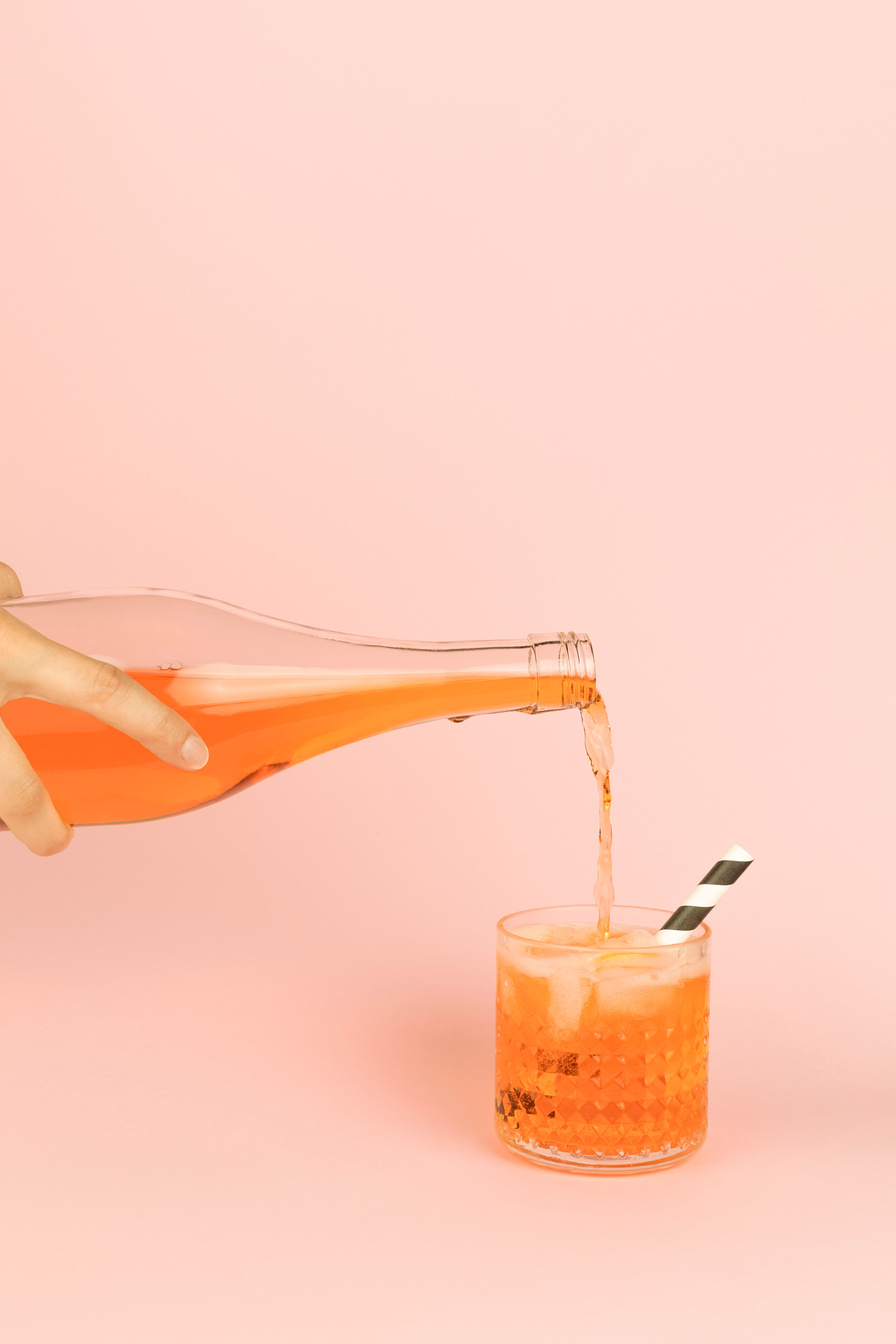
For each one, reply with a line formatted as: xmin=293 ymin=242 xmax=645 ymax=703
xmin=656 ymin=844 xmax=753 ymax=944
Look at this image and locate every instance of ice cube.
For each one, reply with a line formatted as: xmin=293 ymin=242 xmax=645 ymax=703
xmin=547 ymin=967 xmax=590 ymax=1036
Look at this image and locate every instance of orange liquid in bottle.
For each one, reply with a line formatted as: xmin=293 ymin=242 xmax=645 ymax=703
xmin=1 ymin=668 xmax=536 ymax=826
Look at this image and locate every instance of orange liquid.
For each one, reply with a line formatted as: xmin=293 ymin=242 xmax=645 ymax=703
xmin=0 ymin=668 xmax=535 ymax=826
xmin=495 ymin=930 xmax=709 ymax=1165
xmin=581 ymin=698 xmax=615 ymax=934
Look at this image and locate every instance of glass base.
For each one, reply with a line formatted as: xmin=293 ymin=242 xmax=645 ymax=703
xmin=496 ymin=1127 xmax=706 ymax=1175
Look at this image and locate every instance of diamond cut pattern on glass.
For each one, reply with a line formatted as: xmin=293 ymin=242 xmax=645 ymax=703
xmin=495 ymin=969 xmax=709 ymax=1161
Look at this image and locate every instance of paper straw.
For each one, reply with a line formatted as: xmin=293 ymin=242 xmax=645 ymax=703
xmin=656 ymin=843 xmax=753 ymax=944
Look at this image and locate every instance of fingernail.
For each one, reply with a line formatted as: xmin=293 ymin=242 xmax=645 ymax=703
xmin=181 ymin=734 xmax=209 ymax=770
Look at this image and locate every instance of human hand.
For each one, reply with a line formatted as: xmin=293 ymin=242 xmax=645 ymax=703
xmin=0 ymin=562 xmax=208 ymax=856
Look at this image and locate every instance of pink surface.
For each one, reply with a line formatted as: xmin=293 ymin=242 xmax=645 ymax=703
xmin=1 ymin=3 xmax=894 ymax=1340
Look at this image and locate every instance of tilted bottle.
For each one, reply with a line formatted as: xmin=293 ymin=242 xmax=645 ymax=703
xmin=0 ymin=589 xmax=597 ymax=826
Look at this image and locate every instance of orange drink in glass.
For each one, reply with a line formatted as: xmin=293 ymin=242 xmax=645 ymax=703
xmin=495 ymin=905 xmax=710 ymax=1173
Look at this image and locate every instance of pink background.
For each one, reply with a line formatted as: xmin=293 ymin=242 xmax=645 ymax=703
xmin=1 ymin=3 xmax=894 ymax=1340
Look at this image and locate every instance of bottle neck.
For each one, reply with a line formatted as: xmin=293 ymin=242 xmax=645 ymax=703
xmin=527 ymin=633 xmax=597 ymax=712
xmin=364 ymin=632 xmax=595 ymax=717
xmin=312 ymin=630 xmax=598 ymax=723
xmin=288 ymin=631 xmax=597 ymax=721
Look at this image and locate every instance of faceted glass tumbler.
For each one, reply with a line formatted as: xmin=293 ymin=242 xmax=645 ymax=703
xmin=495 ymin=905 xmax=711 ymax=1174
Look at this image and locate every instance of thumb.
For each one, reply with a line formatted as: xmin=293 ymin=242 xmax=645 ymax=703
xmin=0 ymin=563 xmax=24 ymax=602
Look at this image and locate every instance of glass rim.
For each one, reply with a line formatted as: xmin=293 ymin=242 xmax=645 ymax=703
xmin=497 ymin=903 xmax=711 ymax=952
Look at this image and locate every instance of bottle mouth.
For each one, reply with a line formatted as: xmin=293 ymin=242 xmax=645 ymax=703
xmin=528 ymin=632 xmax=596 ymax=711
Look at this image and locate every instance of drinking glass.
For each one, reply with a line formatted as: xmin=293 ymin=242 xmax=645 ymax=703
xmin=495 ymin=904 xmax=711 ymax=1174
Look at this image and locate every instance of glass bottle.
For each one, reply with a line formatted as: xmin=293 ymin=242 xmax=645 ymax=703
xmin=0 ymin=589 xmax=596 ymax=826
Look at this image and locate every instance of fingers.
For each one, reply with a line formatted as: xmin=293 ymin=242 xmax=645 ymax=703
xmin=0 ymin=609 xmax=209 ymax=772
xmin=0 ymin=562 xmax=24 ymax=601
xmin=46 ymin=648 xmax=209 ymax=770
xmin=0 ymin=719 xmax=73 ymax=855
